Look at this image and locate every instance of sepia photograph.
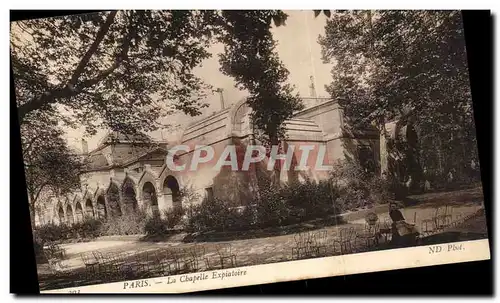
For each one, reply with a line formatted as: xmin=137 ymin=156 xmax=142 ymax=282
xmin=10 ymin=9 xmax=490 ymax=293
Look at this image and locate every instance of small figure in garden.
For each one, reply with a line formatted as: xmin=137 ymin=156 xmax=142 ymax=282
xmin=405 ymin=175 xmax=412 ymax=190
xmin=447 ymin=170 xmax=454 ymax=183
xmin=389 ymin=202 xmax=419 ymax=248
xmin=424 ymin=180 xmax=431 ymax=191
xmin=365 ymin=212 xmax=379 ymax=226
xmin=364 ymin=212 xmax=383 ymax=245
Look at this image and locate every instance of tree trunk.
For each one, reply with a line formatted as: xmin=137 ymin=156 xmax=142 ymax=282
xmin=250 ymin=135 xmax=262 ymax=203
xmin=28 ymin=197 xmax=36 ymax=230
xmin=269 ymin=135 xmax=281 ymax=188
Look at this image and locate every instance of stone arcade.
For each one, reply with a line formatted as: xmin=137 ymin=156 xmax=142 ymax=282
xmin=41 ymin=97 xmax=387 ymax=226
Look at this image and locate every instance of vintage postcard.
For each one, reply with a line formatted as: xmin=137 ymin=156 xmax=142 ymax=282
xmin=11 ymin=10 xmax=490 ymax=294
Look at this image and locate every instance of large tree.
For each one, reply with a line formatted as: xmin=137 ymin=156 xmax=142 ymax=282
xmin=20 ymin=111 xmax=82 ymax=227
xmin=319 ymin=11 xmax=478 ymax=187
xmin=11 ymin=10 xmax=214 ymax=135
xmin=12 ymin=10 xmax=319 ymax=217
xmin=11 ymin=10 xmax=313 ymax=136
xmin=214 ymin=10 xmax=304 ymax=185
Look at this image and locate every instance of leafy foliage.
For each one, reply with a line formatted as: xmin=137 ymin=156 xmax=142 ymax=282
xmin=11 ymin=10 xmax=315 ymax=137
xmin=73 ymin=218 xmax=103 ymax=238
xmin=34 ymin=223 xmax=67 ymax=243
xmin=99 ymin=207 xmax=148 ymax=235
xmin=319 ymin=11 xmax=479 ymax=187
xmin=11 ymin=10 xmax=215 ymax=135
xmin=254 ymin=186 xmax=292 ymax=227
xmin=215 ymin=11 xmax=304 ymax=147
xmin=13 ymin=10 xmax=336 ymax=228
xmin=281 ymin=178 xmax=339 ymax=219
xmin=34 ymin=218 xmax=103 ymax=245
xmin=143 ymin=207 xmax=185 ymax=236
xmin=202 ymin=10 xmax=304 ymax=186
xmin=184 ymin=178 xmax=343 ymax=232
xmin=144 ymin=216 xmax=169 ymax=236
xmin=21 ymin=111 xmax=82 ymax=226
xmin=12 ymin=11 xmax=311 ymax=209
xmin=330 ymin=160 xmax=392 ymax=211
xmin=163 ymin=207 xmax=185 ymax=229
xmin=184 ymin=197 xmax=237 ymax=232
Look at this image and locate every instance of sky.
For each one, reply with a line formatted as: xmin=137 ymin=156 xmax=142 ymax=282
xmin=64 ymin=10 xmax=334 ymax=152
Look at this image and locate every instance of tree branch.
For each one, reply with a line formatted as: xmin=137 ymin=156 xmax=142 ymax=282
xmin=27 ymin=181 xmax=49 ymax=211
xmin=68 ymin=10 xmax=118 ymax=86
xmin=33 ymin=183 xmax=50 ymax=205
xmin=79 ymin=16 xmax=136 ymax=88
xmin=17 ymin=10 xmax=118 ymax=122
xmin=22 ymin=131 xmax=45 ymax=155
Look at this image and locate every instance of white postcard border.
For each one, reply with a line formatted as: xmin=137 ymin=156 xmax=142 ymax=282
xmin=41 ymin=239 xmax=491 ymax=294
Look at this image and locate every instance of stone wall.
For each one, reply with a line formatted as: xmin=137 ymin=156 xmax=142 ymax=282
xmin=45 ymin=98 xmax=383 ymax=225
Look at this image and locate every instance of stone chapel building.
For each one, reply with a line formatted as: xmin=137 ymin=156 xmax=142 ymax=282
xmin=45 ymin=97 xmax=384 ymax=225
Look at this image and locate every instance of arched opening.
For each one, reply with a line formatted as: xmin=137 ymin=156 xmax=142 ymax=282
xmin=163 ymin=175 xmax=181 ymax=210
xmin=66 ymin=205 xmax=74 ymax=225
xmin=58 ymin=206 xmax=65 ymax=225
xmin=107 ymin=183 xmax=122 ymax=217
xmin=122 ymin=178 xmax=138 ymax=214
xmin=96 ymin=195 xmax=107 ymax=219
xmin=75 ymin=202 xmax=84 ymax=223
xmin=85 ymin=199 xmax=94 ymax=218
xmin=143 ymin=182 xmax=159 ymax=217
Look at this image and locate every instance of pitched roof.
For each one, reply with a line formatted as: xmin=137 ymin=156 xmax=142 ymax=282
xmin=86 ymin=153 xmax=109 ymax=170
xmin=82 ymin=145 xmax=167 ymax=172
xmin=97 ymin=131 xmax=152 ymax=147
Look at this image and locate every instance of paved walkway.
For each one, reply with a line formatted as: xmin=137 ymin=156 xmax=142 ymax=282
xmin=38 ymin=199 xmax=486 ymax=290
xmin=350 ymin=202 xmax=483 ymax=226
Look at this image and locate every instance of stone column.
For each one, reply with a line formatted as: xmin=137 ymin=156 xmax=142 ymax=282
xmin=156 ymin=180 xmax=172 ymax=219
xmin=380 ymin=121 xmax=398 ymax=177
xmin=136 ymin=196 xmax=146 ymax=215
xmin=164 ymin=191 xmax=174 ymax=209
xmin=380 ymin=131 xmax=388 ymax=176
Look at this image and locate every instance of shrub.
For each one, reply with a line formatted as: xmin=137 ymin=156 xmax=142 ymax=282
xmin=184 ymin=197 xmax=237 ymax=232
xmin=35 ymin=218 xmax=104 ymax=244
xmin=163 ymin=207 xmax=185 ymax=229
xmin=223 ymin=205 xmax=258 ymax=231
xmin=35 ymin=223 xmax=65 ymax=243
xmin=282 ymin=178 xmax=340 ymax=219
xmin=183 ymin=205 xmax=203 ymax=233
xmin=71 ymin=222 xmax=84 ymax=238
xmin=183 ymin=196 xmax=258 ymax=232
xmin=254 ymin=186 xmax=291 ymax=228
xmin=144 ymin=216 xmax=169 ymax=236
xmin=143 ymin=207 xmax=187 ymax=236
xmin=79 ymin=218 xmax=102 ymax=238
xmin=424 ymin=168 xmax=481 ymax=192
xmin=183 ymin=179 xmax=342 ymax=232
xmin=235 ymin=204 xmax=258 ymax=229
xmin=367 ymin=176 xmax=393 ymax=203
xmin=330 ymin=160 xmax=392 ymax=211
xmin=179 ymin=162 xmax=394 ymax=234
xmin=99 ymin=208 xmax=148 ymax=236
xmin=365 ymin=212 xmax=379 ymax=225
xmin=385 ymin=174 xmax=408 ymax=199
